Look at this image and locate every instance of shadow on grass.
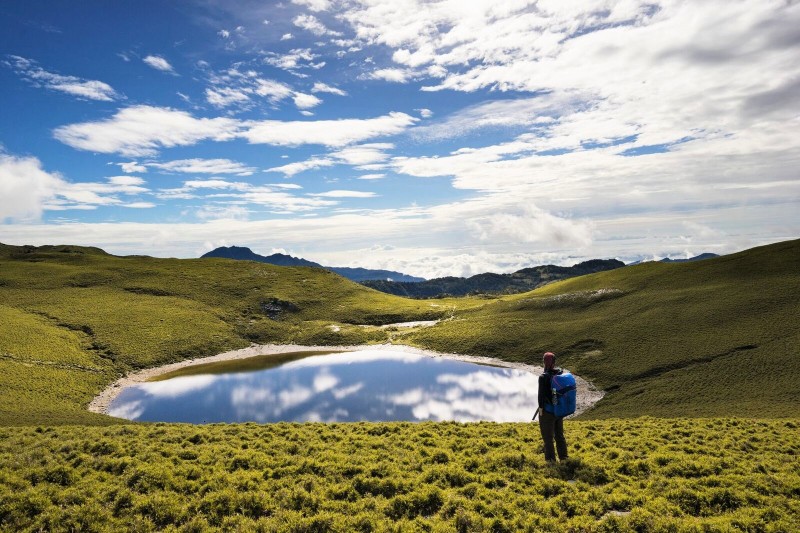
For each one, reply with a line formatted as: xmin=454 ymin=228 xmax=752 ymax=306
xmin=542 ymin=457 xmax=611 ymax=485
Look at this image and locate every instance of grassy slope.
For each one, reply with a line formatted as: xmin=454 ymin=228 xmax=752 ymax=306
xmin=1 ymin=419 xmax=798 ymax=531
xmin=406 ymin=239 xmax=800 ymax=418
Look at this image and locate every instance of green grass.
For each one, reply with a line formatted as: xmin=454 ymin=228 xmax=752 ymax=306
xmin=1 ymin=418 xmax=798 ymax=531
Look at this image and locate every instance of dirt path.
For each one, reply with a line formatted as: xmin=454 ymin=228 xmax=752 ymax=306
xmin=88 ymin=343 xmax=604 ymax=418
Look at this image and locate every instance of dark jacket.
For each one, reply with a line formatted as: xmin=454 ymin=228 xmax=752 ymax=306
xmin=538 ymin=368 xmax=564 ymax=410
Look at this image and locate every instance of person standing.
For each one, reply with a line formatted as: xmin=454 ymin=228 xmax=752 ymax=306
xmin=537 ymin=351 xmax=569 ymax=462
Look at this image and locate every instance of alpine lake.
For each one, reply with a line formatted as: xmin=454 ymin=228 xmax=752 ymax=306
xmin=107 ymin=349 xmax=540 ymax=423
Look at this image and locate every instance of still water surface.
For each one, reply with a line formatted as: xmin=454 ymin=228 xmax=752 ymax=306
xmin=108 ymin=349 xmax=539 ymax=423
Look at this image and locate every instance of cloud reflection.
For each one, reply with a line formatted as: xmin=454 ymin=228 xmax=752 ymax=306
xmin=108 ymin=350 xmax=539 ymax=423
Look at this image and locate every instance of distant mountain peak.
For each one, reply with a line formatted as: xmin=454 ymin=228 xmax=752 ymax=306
xmin=201 ymin=246 xmax=424 ymax=282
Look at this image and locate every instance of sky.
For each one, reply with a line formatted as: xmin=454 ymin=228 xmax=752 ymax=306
xmin=1 ymin=0 xmax=798 ymax=279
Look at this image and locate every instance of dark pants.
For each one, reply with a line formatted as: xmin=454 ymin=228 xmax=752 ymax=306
xmin=539 ymin=410 xmax=568 ymax=462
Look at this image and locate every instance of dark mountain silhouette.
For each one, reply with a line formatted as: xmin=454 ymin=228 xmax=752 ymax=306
xmin=660 ymin=253 xmax=719 ymax=263
xmin=361 ymin=259 xmax=625 ymax=298
xmin=201 ymin=246 xmax=425 ymax=283
xmin=629 ymin=253 xmax=720 ymax=265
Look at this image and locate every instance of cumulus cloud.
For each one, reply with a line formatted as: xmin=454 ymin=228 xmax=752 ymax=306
xmin=4 ymin=55 xmax=119 ymax=101
xmin=312 ymin=82 xmax=347 ymax=96
xmin=0 ymin=154 xmax=67 ymax=221
xmin=293 ymin=92 xmax=322 ymax=109
xmin=366 ymin=68 xmax=415 ymax=83
xmin=143 ymin=55 xmax=176 ymax=73
xmin=117 ymin=161 xmax=147 ymax=173
xmin=0 ymin=154 xmax=152 ymax=219
xmin=468 ymin=206 xmax=593 ymax=248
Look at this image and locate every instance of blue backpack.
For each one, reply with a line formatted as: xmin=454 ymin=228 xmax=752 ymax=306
xmin=543 ymin=371 xmax=577 ymax=418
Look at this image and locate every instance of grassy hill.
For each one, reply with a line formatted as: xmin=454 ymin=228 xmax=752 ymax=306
xmin=406 ymin=239 xmax=800 ymax=418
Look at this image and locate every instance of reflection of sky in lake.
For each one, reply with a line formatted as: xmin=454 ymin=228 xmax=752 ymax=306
xmin=108 ymin=350 xmax=539 ymax=423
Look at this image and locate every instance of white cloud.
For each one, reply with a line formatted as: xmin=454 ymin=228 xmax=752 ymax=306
xmin=205 ymin=86 xmax=250 ymax=107
xmin=123 ymin=202 xmax=156 ymax=209
xmin=293 ymin=14 xmax=341 ymax=36
xmin=266 ymin=143 xmax=395 ymax=176
xmin=263 ymin=48 xmax=322 ymax=71
xmin=5 ymin=55 xmax=118 ymax=101
xmin=329 ymin=143 xmax=394 ymax=165
xmin=358 ymin=173 xmax=386 ymax=180
xmin=241 ymin=112 xmax=417 ymax=147
xmin=53 ymin=106 xmax=241 ymax=157
xmin=417 ymin=108 xmax=433 ymax=118
xmin=312 ymin=82 xmax=347 ymax=96
xmin=143 ymin=55 xmax=176 ymax=73
xmin=118 ymin=161 xmax=147 ymax=173
xmin=293 ymin=92 xmax=322 ymax=109
xmin=54 ymin=107 xmax=416 ymax=156
xmin=0 ymin=154 xmax=67 ymax=221
xmin=292 ymin=0 xmax=331 ymax=11
xmin=254 ymin=78 xmax=295 ymax=102
xmin=218 ymin=29 xmax=230 ymax=38
xmin=0 ymin=154 xmax=153 ymax=219
xmin=311 ymin=190 xmax=377 ymax=198
xmin=367 ymin=68 xmax=414 ymax=83
xmin=412 ymin=94 xmax=579 ymax=141
xmin=468 ymin=205 xmax=593 ymax=248
xmin=196 ymin=205 xmax=250 ymax=220
xmin=281 ymin=33 xmax=294 ymax=41
xmin=148 ymin=158 xmax=256 ymax=176
xmin=267 ymin=157 xmax=335 ymax=177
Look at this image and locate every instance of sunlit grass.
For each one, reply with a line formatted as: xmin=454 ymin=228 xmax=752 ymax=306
xmin=1 ymin=419 xmax=798 ymax=531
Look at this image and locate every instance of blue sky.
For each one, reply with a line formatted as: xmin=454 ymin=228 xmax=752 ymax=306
xmin=1 ymin=0 xmax=798 ymax=278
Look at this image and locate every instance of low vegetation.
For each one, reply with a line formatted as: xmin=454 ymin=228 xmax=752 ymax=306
xmin=1 ymin=419 xmax=798 ymax=531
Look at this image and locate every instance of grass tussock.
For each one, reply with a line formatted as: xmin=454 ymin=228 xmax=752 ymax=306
xmin=1 ymin=418 xmax=798 ymax=531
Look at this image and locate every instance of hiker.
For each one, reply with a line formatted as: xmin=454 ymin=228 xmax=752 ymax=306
xmin=538 ymin=351 xmax=569 ymax=462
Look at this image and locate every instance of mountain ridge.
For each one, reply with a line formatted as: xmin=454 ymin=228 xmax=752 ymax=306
xmin=362 ymin=258 xmax=626 ymax=298
xmin=201 ymin=245 xmax=425 ymax=283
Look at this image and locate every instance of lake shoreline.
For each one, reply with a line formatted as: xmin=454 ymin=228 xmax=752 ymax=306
xmin=88 ymin=343 xmax=605 ymax=419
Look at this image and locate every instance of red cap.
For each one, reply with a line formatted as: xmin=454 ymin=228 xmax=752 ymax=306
xmin=543 ymin=352 xmax=556 ymax=370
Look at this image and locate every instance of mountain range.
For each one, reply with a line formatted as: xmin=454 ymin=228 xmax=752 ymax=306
xmin=361 ymin=259 xmax=626 ymax=298
xmin=201 ymin=246 xmax=425 ymax=283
